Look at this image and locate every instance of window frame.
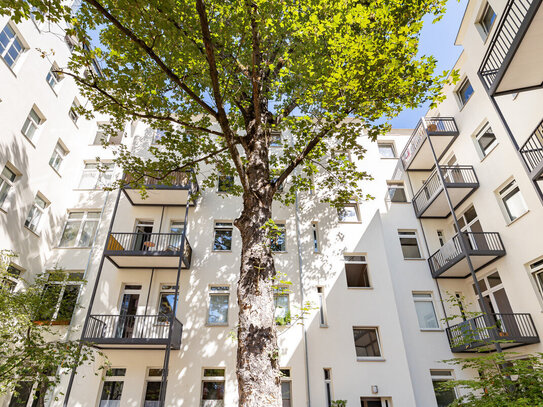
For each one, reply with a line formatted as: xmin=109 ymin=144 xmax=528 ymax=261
xmin=157 ymin=284 xmax=177 ymax=323
xmin=207 ymin=285 xmax=230 ymax=325
xmin=0 ymin=22 xmax=26 ymax=69
xmin=478 ymin=2 xmax=496 ymax=39
xmin=37 ymin=271 xmax=84 ymax=323
xmin=337 ymin=203 xmax=361 ymax=223
xmin=377 ymin=142 xmax=397 ymax=159
xmin=497 ymin=179 xmax=528 ymax=223
xmin=274 ymin=287 xmax=291 ymax=326
xmin=24 ymin=193 xmax=49 ymax=234
xmin=280 ymin=368 xmax=292 ymax=407
xmin=456 ymin=78 xmax=474 ymax=108
xmin=217 ymin=174 xmax=234 ymax=193
xmin=386 ymin=181 xmax=408 ymax=203
xmin=311 ymin=222 xmax=320 ymax=253
xmin=344 ymin=254 xmax=371 ymax=289
xmin=77 ymin=162 xmax=114 ymax=190
xmin=20 ymin=106 xmax=44 ymax=142
xmin=58 ymin=210 xmax=100 ymax=248
xmin=213 ymin=221 xmax=233 ymax=251
xmin=49 ymin=141 xmax=68 ymax=173
xmin=0 ymin=164 xmax=17 ymax=209
xmin=99 ymin=368 xmax=126 ymax=407
xmin=398 ymin=230 xmax=423 ymax=260
xmin=46 ymin=63 xmax=63 ymax=91
xmin=352 ymin=327 xmax=383 ymax=360
xmin=474 ymin=123 xmax=498 ymax=158
xmin=201 ymin=368 xmax=225 ymax=404
xmin=430 ymin=369 xmax=458 ymax=406
xmin=270 ymin=130 xmax=282 ymax=147
xmin=530 ymin=258 xmax=543 ymax=302
xmin=271 ymin=222 xmax=286 ymax=252
xmin=68 ymin=99 xmax=80 ymax=124
xmin=323 ymin=368 xmax=333 ymax=407
xmin=142 ymin=368 xmax=162 ymax=406
xmin=317 ymin=286 xmax=328 ymax=327
xmin=412 ymin=292 xmax=441 ymax=330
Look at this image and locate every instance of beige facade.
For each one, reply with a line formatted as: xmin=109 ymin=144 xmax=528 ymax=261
xmin=1 ymin=0 xmax=543 ymax=406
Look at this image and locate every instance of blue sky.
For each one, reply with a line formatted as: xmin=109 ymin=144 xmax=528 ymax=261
xmin=390 ymin=0 xmax=467 ymax=128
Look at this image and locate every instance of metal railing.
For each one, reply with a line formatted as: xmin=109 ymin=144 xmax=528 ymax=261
xmin=429 ymin=232 xmax=505 ymax=276
xmin=83 ymin=314 xmax=183 ymax=344
xmin=412 ymin=166 xmax=478 ymax=215
xmin=105 ymin=232 xmax=192 ymax=267
xmin=123 ymin=170 xmax=199 ymax=195
xmin=401 ymin=117 xmax=458 ymax=169
xmin=520 ymin=120 xmax=543 ymax=175
xmin=446 ymin=313 xmax=538 ymax=351
xmin=479 ymin=0 xmax=534 ymax=90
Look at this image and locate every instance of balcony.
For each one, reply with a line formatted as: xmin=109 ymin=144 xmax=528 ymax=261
xmin=82 ymin=314 xmax=183 ymax=349
xmin=122 ymin=171 xmax=198 ymax=206
xmin=401 ymin=118 xmax=459 ymax=171
xmin=520 ymin=119 xmax=543 ymax=181
xmin=428 ymin=232 xmax=505 ymax=278
xmin=478 ymin=0 xmax=543 ymax=95
xmin=412 ymin=165 xmax=479 ymax=218
xmin=446 ymin=313 xmax=539 ymax=352
xmin=104 ymin=232 xmax=192 ymax=269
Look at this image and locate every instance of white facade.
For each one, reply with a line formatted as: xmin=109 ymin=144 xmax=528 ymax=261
xmin=1 ymin=1 xmax=543 ymax=406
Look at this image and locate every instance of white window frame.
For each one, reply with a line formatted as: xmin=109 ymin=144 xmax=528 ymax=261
xmin=207 ymin=285 xmax=230 ymax=325
xmin=412 ymin=292 xmax=440 ymax=330
xmin=280 ymin=368 xmax=292 ymax=407
xmin=323 ymin=368 xmax=333 ymax=407
xmin=46 ymin=63 xmax=63 ymax=91
xmin=49 ymin=141 xmax=68 ymax=173
xmin=270 ymin=130 xmax=282 ymax=147
xmin=477 ymin=2 xmax=496 ymax=40
xmin=69 ymin=99 xmax=80 ymax=124
xmin=201 ymin=368 xmax=225 ymax=405
xmin=271 ymin=222 xmax=286 ymax=252
xmin=430 ymin=370 xmax=458 ymax=405
xmin=78 ymin=162 xmax=114 ymax=189
xmin=386 ymin=181 xmax=407 ymax=203
xmin=1 ymin=263 xmax=23 ymax=292
xmin=99 ymin=368 xmax=126 ymax=407
xmin=0 ymin=22 xmax=26 ymax=68
xmin=474 ymin=123 xmax=498 ymax=159
xmin=337 ymin=203 xmax=360 ymax=223
xmin=21 ymin=106 xmax=45 ymax=142
xmin=377 ymin=142 xmax=396 ymax=159
xmin=58 ymin=210 xmax=100 ymax=248
xmin=217 ymin=174 xmax=234 ymax=193
xmin=40 ymin=271 xmax=84 ymax=322
xmin=0 ymin=164 xmax=18 ymax=210
xmin=344 ymin=254 xmax=371 ymax=288
xmin=497 ymin=179 xmax=528 ymax=223
xmin=317 ymin=286 xmax=328 ymax=327
xmin=530 ymin=258 xmax=543 ymax=302
xmin=142 ymin=368 xmax=162 ymax=406
xmin=398 ymin=230 xmax=423 ymax=259
xmin=312 ymin=222 xmax=320 ymax=253
xmin=213 ymin=221 xmax=233 ymax=251
xmin=24 ymin=193 xmax=49 ymax=233
xmin=157 ymin=284 xmax=176 ymax=323
xmin=456 ymin=77 xmax=474 ymax=108
xmin=274 ymin=286 xmax=290 ymax=326
xmin=352 ymin=327 xmax=383 ymax=360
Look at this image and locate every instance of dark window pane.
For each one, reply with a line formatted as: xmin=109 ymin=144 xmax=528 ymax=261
xmin=353 ymin=328 xmax=381 ymax=357
xmin=432 ymin=380 xmax=456 ymax=407
xmin=144 ymin=381 xmax=161 ymax=406
xmin=345 ymin=263 xmax=370 ymax=288
xmin=9 ymin=381 xmax=34 ymax=407
xmin=100 ymin=381 xmax=124 ymax=405
xmin=202 ymin=381 xmax=224 ymax=400
xmin=388 ymin=186 xmax=407 ymax=202
xmin=57 ymin=285 xmax=80 ymax=320
xmin=213 ymin=229 xmax=232 ymax=251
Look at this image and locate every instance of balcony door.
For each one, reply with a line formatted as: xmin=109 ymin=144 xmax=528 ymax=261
xmin=116 ymin=285 xmax=141 ymax=339
xmin=133 ymin=221 xmax=154 ymax=251
xmin=454 ymin=206 xmax=488 ymax=251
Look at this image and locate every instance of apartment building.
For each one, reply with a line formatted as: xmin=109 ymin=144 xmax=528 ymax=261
xmin=1 ymin=0 xmax=543 ymax=406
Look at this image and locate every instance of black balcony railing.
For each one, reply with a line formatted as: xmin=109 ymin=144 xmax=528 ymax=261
xmin=479 ymin=0 xmax=535 ymax=91
xmin=105 ymin=232 xmax=192 ymax=268
xmin=123 ymin=170 xmax=199 ymax=195
xmin=429 ymin=232 xmax=505 ymax=277
xmin=83 ymin=314 xmax=183 ymax=349
xmin=520 ymin=120 xmax=543 ymax=178
xmin=446 ymin=313 xmax=539 ymax=352
xmin=401 ymin=117 xmax=458 ymax=169
xmin=412 ymin=165 xmax=478 ymax=217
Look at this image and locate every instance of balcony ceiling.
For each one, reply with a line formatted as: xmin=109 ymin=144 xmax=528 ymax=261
xmin=123 ymin=188 xmax=190 ymax=206
xmin=106 ymin=253 xmax=182 ymax=269
xmin=438 ymin=255 xmax=499 ymax=278
xmin=407 ymin=135 xmax=456 ymax=171
xmin=419 ymin=187 xmax=476 ymax=218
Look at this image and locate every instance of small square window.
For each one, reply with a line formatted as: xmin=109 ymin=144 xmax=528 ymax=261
xmin=337 ymin=203 xmax=360 ymax=222
xmin=386 ymin=181 xmax=407 ymax=202
xmin=457 ymin=79 xmax=474 ymax=107
xmin=378 ymin=143 xmax=396 ymax=158
xmin=498 ymin=180 xmax=528 ymax=222
xmin=353 ymin=327 xmax=382 ymax=358
xmin=475 ymin=125 xmax=497 ymax=158
xmin=213 ymin=222 xmax=233 ymax=251
xmin=344 ymin=255 xmax=370 ymax=288
xmin=398 ymin=231 xmax=422 ymax=259
xmin=201 ymin=369 xmax=225 ymax=404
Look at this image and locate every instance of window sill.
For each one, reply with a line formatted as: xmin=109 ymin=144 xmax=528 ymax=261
xmin=388 ymin=201 xmax=411 ymax=204
xmin=272 ymin=251 xmax=288 ymax=254
xmin=320 ymin=324 xmax=329 ymax=328
xmin=379 ymin=157 xmax=398 ymax=160
xmin=206 ymin=323 xmax=229 ymax=327
xmin=478 ymin=143 xmax=499 ymax=162
xmin=54 ymin=246 xmax=92 ymax=250
xmin=50 ymin=165 xmax=62 ymax=177
xmin=347 ymin=286 xmax=373 ymax=290
xmin=24 ymin=226 xmax=40 ymax=237
xmin=212 ymin=249 xmax=232 ymax=253
xmin=505 ymin=210 xmax=530 ymax=227
xmin=21 ymin=131 xmax=37 ymax=148
xmin=338 ymin=221 xmax=362 ymax=224
xmin=420 ymin=328 xmax=444 ymax=332
xmin=403 ymin=258 xmax=425 ymax=261
xmin=357 ymin=357 xmax=385 ymax=362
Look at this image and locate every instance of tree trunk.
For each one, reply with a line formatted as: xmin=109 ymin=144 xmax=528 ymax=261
xmin=235 ymin=191 xmax=281 ymax=407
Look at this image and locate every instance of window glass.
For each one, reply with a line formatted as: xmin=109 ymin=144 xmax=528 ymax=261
xmin=337 ymin=204 xmax=360 ymax=222
xmin=0 ymin=24 xmax=24 ymax=68
xmin=218 ymin=175 xmax=234 ymax=192
xmin=25 ymin=194 xmax=48 ymax=232
xmin=432 ymin=377 xmax=457 ymax=407
xmin=36 ymin=272 xmax=82 ymax=322
xmin=270 ymin=131 xmax=282 ymax=147
xmin=59 ymin=211 xmax=100 ymax=247
xmin=69 ymin=101 xmax=80 ymax=123
xmin=398 ymin=231 xmax=422 ymax=259
xmin=46 ymin=66 xmax=62 ymax=89
xmin=78 ymin=163 xmax=114 ymax=189
xmin=0 ymin=166 xmax=16 ymax=207
xmin=353 ymin=328 xmax=381 ymax=358
xmin=21 ymin=107 xmax=42 ymax=140
xmin=271 ymin=223 xmax=286 ymax=252
xmin=274 ymin=291 xmax=290 ymax=325
xmin=213 ymin=222 xmax=233 ymax=251
xmin=143 ymin=381 xmax=161 ymax=407
xmin=413 ymin=293 xmax=439 ymax=329
xmin=499 ymin=180 xmax=528 ymax=221
xmin=457 ymin=79 xmax=474 ymax=106
xmin=8 ymin=381 xmax=34 ymax=407
xmin=208 ymin=287 xmax=229 ymax=324
xmin=312 ymin=222 xmax=319 ymax=252
xmin=49 ymin=142 xmax=67 ymax=172
xmin=378 ymin=143 xmax=396 ymax=158
xmin=99 ymin=381 xmax=124 ymax=407
xmin=317 ymin=287 xmax=327 ymax=326
xmin=531 ymin=259 xmax=543 ymax=298
xmin=344 ymin=255 xmax=370 ymax=288
xmin=158 ymin=286 xmax=176 ymax=322
xmin=480 ymin=4 xmax=496 ymax=36
xmin=387 ymin=182 xmax=407 ymax=202
xmin=476 ymin=126 xmax=497 ymax=157
xmin=281 ymin=381 xmax=291 ymax=407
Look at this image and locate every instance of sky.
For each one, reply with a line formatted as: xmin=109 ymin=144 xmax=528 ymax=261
xmin=389 ymin=0 xmax=467 ymax=129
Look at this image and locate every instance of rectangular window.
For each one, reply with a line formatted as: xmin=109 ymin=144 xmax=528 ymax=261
xmin=49 ymin=142 xmax=68 ymax=172
xmin=8 ymin=381 xmax=35 ymax=407
xmin=437 ymin=230 xmax=445 ymax=247
xmin=378 ymin=143 xmax=396 ymax=158
xmin=78 ymin=163 xmax=114 ymax=189
xmin=312 ymin=222 xmax=319 ymax=252
xmin=280 ymin=369 xmax=291 ymax=407
xmin=475 ymin=125 xmax=497 ymax=157
xmin=218 ymin=175 xmax=234 ymax=193
xmin=202 ymin=369 xmax=225 ymax=406
xmin=158 ymin=284 xmax=176 ymax=323
xmin=337 ymin=203 xmax=360 ymax=222
xmin=360 ymin=398 xmax=384 ymax=407
xmin=59 ymin=211 xmax=100 ymax=247
xmin=0 ymin=165 xmax=17 ymax=208
xmin=274 ymin=288 xmax=290 ymax=326
xmin=271 ymin=223 xmax=286 ymax=252
xmin=499 ymin=180 xmax=528 ymax=222
xmin=344 ymin=255 xmax=370 ymax=288
xmin=37 ymin=271 xmax=83 ymax=322
xmin=479 ymin=3 xmax=496 ymax=37
xmin=270 ymin=130 xmax=282 ymax=147
xmin=324 ymin=369 xmax=333 ymax=407
xmin=168 ymin=221 xmax=184 ymax=250
xmin=0 ymin=23 xmax=25 ymax=67
xmin=398 ymin=231 xmax=422 ymax=259
xmin=353 ymin=327 xmax=382 ymax=358
xmin=213 ymin=221 xmax=233 ymax=251
xmin=69 ymin=100 xmax=80 ymax=124
xmin=99 ymin=368 xmax=126 ymax=407
xmin=413 ymin=293 xmax=439 ymax=329
xmin=386 ymin=181 xmax=407 ymax=202
xmin=25 ymin=194 xmax=48 ymax=233
xmin=457 ymin=79 xmax=474 ymax=107
xmin=431 ymin=370 xmax=457 ymax=407
xmin=317 ymin=287 xmax=327 ymax=326
xmin=143 ymin=368 xmax=162 ymax=407
xmin=530 ymin=259 xmax=543 ymax=299
xmin=93 ymin=126 xmax=123 ymax=145
xmin=151 ymin=130 xmax=166 ymax=144
xmin=46 ymin=65 xmax=62 ymax=90
xmin=208 ymin=286 xmax=229 ymax=325
xmin=1 ymin=264 xmax=22 ymax=292
xmin=21 ymin=107 xmax=43 ymax=141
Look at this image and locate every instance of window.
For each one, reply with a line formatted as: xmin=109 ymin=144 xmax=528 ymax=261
xmin=386 ymin=181 xmax=407 ymax=202
xmin=99 ymin=368 xmax=126 ymax=407
xmin=69 ymin=100 xmax=80 ymax=124
xmin=360 ymin=398 xmax=384 ymax=407
xmin=25 ymin=194 xmax=48 ymax=233
xmin=218 ymin=175 xmax=234 ymax=193
xmin=158 ymin=284 xmax=176 ymax=322
xmin=168 ymin=221 xmax=184 ymax=250
xmin=457 ymin=79 xmax=474 ymax=107
xmin=213 ymin=221 xmax=233 ymax=251
xmin=479 ymin=3 xmax=496 ymax=37
xmin=398 ymin=231 xmax=422 ymax=259
xmin=323 ymin=369 xmax=333 ymax=407
xmin=270 ymin=130 xmax=282 ymax=147
xmin=337 ymin=203 xmax=360 ymax=222
xmin=280 ymin=369 xmax=291 ymax=407
xmin=274 ymin=288 xmax=290 ymax=325
xmin=59 ymin=211 xmax=100 ymax=247
xmin=8 ymin=381 xmax=35 ymax=407
xmin=21 ymin=107 xmax=43 ymax=141
xmin=36 ymin=271 xmax=83 ymax=322
xmin=353 ymin=328 xmax=382 ymax=358
xmin=49 ymin=142 xmax=68 ymax=172
xmin=312 ymin=222 xmax=320 ymax=252
xmin=152 ymin=130 xmax=165 ymax=144
xmin=46 ymin=65 xmax=62 ymax=90
xmin=530 ymin=259 xmax=543 ymax=299
xmin=0 ymin=23 xmax=25 ymax=68
xmin=378 ymin=143 xmax=396 ymax=158
xmin=78 ymin=163 xmax=114 ymax=189
xmin=201 ymin=369 xmax=225 ymax=407
xmin=271 ymin=223 xmax=286 ymax=252
xmin=143 ymin=368 xmax=162 ymax=407
xmin=437 ymin=230 xmax=445 ymax=247
xmin=317 ymin=287 xmax=328 ymax=326
xmin=431 ymin=370 xmax=457 ymax=407
xmin=208 ymin=286 xmax=229 ymax=325
xmin=344 ymin=255 xmax=370 ymax=288
xmin=475 ymin=125 xmax=497 ymax=158
xmin=1 ymin=265 xmax=22 ymax=292
xmin=413 ymin=293 xmax=439 ymax=329
xmin=498 ymin=180 xmax=528 ymax=222
xmin=93 ymin=127 xmax=123 ymax=145
xmin=0 ymin=165 xmax=17 ymax=208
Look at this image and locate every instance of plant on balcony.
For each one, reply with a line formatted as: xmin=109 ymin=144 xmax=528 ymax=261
xmin=2 ymin=1 xmax=451 ymax=405
xmin=0 ymin=250 xmax=104 ymax=407
xmin=331 ymin=400 xmax=347 ymax=407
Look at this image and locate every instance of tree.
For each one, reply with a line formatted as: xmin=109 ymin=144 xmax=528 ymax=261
xmin=3 ymin=1 xmax=449 ymax=405
xmin=0 ymin=251 xmax=100 ymax=407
